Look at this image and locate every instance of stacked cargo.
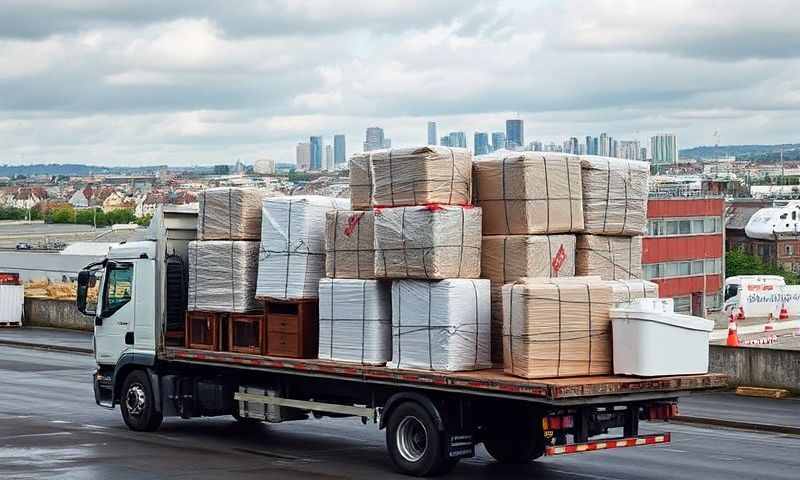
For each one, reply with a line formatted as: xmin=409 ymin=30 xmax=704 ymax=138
xmin=473 ymin=152 xmax=583 ymax=364
xmin=187 ymin=188 xmax=265 ymax=351
xmin=346 ymin=146 xmax=490 ymax=372
xmin=256 ymin=195 xmax=349 ymax=358
xmin=576 ymin=156 xmax=649 ymax=280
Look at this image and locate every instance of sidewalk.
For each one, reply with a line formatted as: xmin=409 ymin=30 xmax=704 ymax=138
xmin=0 ymin=327 xmax=93 ymax=354
xmin=678 ymin=391 xmax=800 ymax=429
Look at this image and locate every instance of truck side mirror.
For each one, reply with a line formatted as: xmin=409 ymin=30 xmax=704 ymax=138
xmin=77 ymin=270 xmax=97 ymax=317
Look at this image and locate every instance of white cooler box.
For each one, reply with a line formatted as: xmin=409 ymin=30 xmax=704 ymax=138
xmin=610 ymin=302 xmax=713 ymax=376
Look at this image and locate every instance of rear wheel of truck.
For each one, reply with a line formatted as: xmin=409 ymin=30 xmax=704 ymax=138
xmin=120 ymin=370 xmax=163 ymax=432
xmin=386 ymin=401 xmax=457 ymax=477
xmin=482 ymin=413 xmax=545 ymax=464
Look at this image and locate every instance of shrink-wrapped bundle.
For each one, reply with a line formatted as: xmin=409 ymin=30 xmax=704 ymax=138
xmin=188 ymin=240 xmax=261 ymax=313
xmin=256 ymin=196 xmax=350 ymax=300
xmin=481 ymin=234 xmax=576 ymax=364
xmin=325 ymin=210 xmax=375 ymax=279
xmin=473 ymin=152 xmax=583 ymax=234
xmin=576 ymin=235 xmax=643 ymax=280
xmin=580 ymin=156 xmax=649 ymax=235
xmin=607 ymin=279 xmax=659 ymax=304
xmin=390 ymin=279 xmax=491 ymax=371
xmin=369 ymin=146 xmax=472 ymax=207
xmin=374 ymin=205 xmax=482 ymax=279
xmin=349 ymin=153 xmax=372 ymax=211
xmin=198 ymin=187 xmax=265 ymax=240
xmin=503 ymin=279 xmax=613 ymax=379
xmin=318 ymin=278 xmax=391 ymax=365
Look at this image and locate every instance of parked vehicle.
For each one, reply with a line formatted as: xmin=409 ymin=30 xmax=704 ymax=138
xmin=76 ymin=207 xmax=725 ymax=476
xmin=15 ymin=242 xmax=32 ymax=250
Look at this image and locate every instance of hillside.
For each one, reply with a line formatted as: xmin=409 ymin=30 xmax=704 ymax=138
xmin=680 ymin=144 xmax=800 ymax=162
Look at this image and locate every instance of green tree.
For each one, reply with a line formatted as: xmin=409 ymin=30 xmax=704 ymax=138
xmin=726 ymin=247 xmax=799 ymax=285
xmin=48 ymin=205 xmax=75 ymax=224
xmin=105 ymin=208 xmax=136 ymax=225
xmin=135 ymin=213 xmax=153 ymax=227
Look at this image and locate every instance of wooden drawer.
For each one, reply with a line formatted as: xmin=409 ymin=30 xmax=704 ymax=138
xmin=267 ymin=314 xmax=299 ymax=334
xmin=267 ymin=332 xmax=299 ymax=357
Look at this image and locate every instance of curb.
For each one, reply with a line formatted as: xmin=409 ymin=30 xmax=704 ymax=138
xmin=671 ymin=416 xmax=800 ymax=436
xmin=0 ymin=339 xmax=93 ymax=355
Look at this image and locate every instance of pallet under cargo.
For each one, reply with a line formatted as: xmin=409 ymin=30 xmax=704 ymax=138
xmin=163 ymin=347 xmax=727 ymax=401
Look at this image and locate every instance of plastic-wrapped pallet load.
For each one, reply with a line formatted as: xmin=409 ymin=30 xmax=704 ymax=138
xmin=481 ymin=234 xmax=576 ymax=364
xmin=349 ymin=153 xmax=372 ymax=211
xmin=198 ymin=187 xmax=265 ymax=240
xmin=188 ymin=240 xmax=261 ymax=313
xmin=606 ymin=279 xmax=659 ymax=304
xmin=575 ymin=235 xmax=643 ymax=280
xmin=318 ymin=278 xmax=391 ymax=365
xmin=374 ymin=205 xmax=482 ymax=279
xmin=580 ymin=156 xmax=649 ymax=236
xmin=473 ymin=152 xmax=583 ymax=234
xmin=390 ymin=279 xmax=491 ymax=372
xmin=502 ymin=279 xmax=613 ymax=379
xmin=257 ymin=196 xmax=350 ymax=300
xmin=369 ymin=146 xmax=473 ymax=207
xmin=325 ymin=210 xmax=375 ymax=279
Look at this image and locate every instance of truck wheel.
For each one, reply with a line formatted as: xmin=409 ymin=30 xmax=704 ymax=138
xmin=483 ymin=416 xmax=544 ymax=464
xmin=386 ymin=402 xmax=457 ymax=477
xmin=120 ymin=370 xmax=163 ymax=432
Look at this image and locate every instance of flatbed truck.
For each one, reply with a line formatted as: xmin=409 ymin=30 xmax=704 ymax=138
xmin=76 ymin=206 xmax=726 ymax=477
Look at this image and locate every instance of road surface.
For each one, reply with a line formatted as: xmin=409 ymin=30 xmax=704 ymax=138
xmin=1 ymin=345 xmax=799 ymax=479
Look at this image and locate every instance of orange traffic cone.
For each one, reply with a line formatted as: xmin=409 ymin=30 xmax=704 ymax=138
xmin=764 ymin=313 xmax=775 ymax=333
xmin=736 ymin=306 xmax=745 ymax=321
xmin=779 ymin=303 xmax=789 ymax=321
xmin=726 ymin=314 xmax=740 ymax=347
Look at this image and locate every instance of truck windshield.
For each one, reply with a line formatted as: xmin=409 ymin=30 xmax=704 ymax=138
xmin=724 ymin=284 xmax=739 ymax=301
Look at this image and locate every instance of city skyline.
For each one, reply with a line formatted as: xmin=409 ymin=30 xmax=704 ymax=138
xmin=1 ymin=1 xmax=799 ymax=166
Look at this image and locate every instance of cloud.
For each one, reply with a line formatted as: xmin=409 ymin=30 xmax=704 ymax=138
xmin=1 ymin=0 xmax=800 ymax=166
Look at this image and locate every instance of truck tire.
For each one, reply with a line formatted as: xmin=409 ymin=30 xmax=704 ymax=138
xmin=120 ymin=370 xmax=163 ymax=432
xmin=483 ymin=416 xmax=544 ymax=464
xmin=386 ymin=401 xmax=457 ymax=477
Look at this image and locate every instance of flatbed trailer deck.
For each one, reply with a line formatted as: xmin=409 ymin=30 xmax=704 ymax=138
xmin=165 ymin=347 xmax=726 ymax=403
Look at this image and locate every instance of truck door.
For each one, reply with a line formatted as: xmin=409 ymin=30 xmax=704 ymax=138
xmin=95 ymin=262 xmax=135 ymax=365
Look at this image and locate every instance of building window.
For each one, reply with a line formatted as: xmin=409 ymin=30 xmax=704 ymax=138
xmin=706 ymin=293 xmax=722 ymax=310
xmin=673 ymin=296 xmax=691 ymax=314
xmin=787 ymin=245 xmax=795 ymax=256
xmin=644 ymin=258 xmax=722 ymax=279
xmin=647 ymin=216 xmax=722 ymax=237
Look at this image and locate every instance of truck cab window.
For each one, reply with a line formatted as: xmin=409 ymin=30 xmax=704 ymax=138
xmin=103 ymin=264 xmax=133 ymax=316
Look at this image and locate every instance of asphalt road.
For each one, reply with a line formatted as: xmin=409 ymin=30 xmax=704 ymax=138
xmin=1 ymin=345 xmax=799 ymax=480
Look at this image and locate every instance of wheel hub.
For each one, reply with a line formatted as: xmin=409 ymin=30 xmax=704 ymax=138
xmin=397 ymin=416 xmax=428 ymax=463
xmin=125 ymin=383 xmax=147 ymax=417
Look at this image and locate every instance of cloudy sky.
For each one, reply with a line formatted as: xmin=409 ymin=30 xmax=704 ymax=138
xmin=1 ymin=0 xmax=799 ymax=166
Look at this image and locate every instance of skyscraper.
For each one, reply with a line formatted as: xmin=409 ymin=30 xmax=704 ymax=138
xmin=505 ymin=119 xmax=524 ymax=149
xmin=585 ymin=136 xmax=594 ymax=155
xmin=566 ymin=137 xmax=580 ymax=154
xmin=440 ymin=135 xmax=451 ymax=147
xmin=427 ymin=121 xmax=437 ymax=145
xmin=610 ymin=138 xmax=618 ymax=158
xmin=599 ymin=133 xmax=609 ymax=156
xmin=448 ymin=131 xmax=467 ymax=148
xmin=619 ymin=140 xmax=640 ymax=161
xmin=309 ymin=136 xmax=323 ymax=170
xmin=650 ymin=134 xmax=678 ymax=166
xmin=334 ymin=134 xmax=346 ymax=168
xmin=640 ymin=146 xmax=648 ymax=161
xmin=474 ymin=132 xmax=490 ymax=155
xmin=491 ymin=132 xmax=506 ymax=151
xmin=325 ymin=144 xmax=333 ymax=171
xmin=296 ymin=142 xmax=311 ymax=171
xmin=364 ymin=127 xmax=390 ymax=151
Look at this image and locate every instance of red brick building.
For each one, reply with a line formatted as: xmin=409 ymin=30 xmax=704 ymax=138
xmin=642 ymin=196 xmax=725 ymax=316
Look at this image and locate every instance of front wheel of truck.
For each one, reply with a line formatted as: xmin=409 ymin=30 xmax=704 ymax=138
xmin=120 ymin=370 xmax=163 ymax=432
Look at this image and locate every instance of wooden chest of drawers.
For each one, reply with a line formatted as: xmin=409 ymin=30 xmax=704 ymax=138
xmin=265 ymin=300 xmax=318 ymax=358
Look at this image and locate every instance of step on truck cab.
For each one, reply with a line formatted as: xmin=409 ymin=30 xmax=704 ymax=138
xmin=76 ymin=205 xmax=726 ymax=477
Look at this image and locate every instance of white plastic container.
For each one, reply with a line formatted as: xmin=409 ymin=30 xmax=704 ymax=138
xmin=0 ymin=285 xmax=24 ymax=326
xmin=610 ymin=305 xmax=713 ymax=376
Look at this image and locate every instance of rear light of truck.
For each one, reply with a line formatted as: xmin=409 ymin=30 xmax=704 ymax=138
xmin=646 ymin=402 xmax=678 ymax=420
xmin=543 ymin=414 xmax=574 ymax=431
